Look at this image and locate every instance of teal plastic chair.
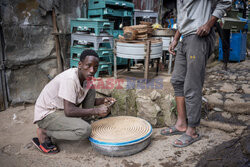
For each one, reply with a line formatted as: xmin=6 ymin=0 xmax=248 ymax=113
xmin=94 ymin=61 xmax=112 ymax=78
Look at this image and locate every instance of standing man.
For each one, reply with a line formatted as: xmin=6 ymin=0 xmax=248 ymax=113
xmin=32 ymin=49 xmax=115 ymax=153
xmin=161 ymin=0 xmax=232 ymax=147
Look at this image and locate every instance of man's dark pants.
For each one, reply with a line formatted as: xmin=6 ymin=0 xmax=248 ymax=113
xmin=171 ymin=30 xmax=215 ymax=127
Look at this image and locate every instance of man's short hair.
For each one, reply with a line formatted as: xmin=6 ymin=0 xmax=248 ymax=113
xmin=80 ymin=49 xmax=99 ymax=62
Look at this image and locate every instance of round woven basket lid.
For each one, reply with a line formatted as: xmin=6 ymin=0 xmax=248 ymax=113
xmin=89 ymin=116 xmax=152 ymax=146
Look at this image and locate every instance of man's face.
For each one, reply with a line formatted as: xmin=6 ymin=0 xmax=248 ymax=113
xmin=78 ymin=56 xmax=99 ymax=80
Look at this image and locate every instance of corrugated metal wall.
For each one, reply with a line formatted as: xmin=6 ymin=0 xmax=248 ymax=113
xmin=133 ymin=0 xmax=159 ymax=12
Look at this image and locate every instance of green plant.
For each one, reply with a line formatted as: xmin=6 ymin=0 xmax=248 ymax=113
xmin=170 ymin=99 xmax=177 ymax=116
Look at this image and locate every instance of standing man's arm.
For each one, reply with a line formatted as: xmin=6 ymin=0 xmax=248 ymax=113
xmin=197 ymin=0 xmax=232 ymax=37
xmin=169 ymin=30 xmax=182 ymax=55
xmin=196 ymin=16 xmax=218 ymax=37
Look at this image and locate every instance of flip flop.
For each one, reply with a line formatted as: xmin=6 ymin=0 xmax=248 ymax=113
xmin=160 ymin=126 xmax=185 ymax=136
xmin=32 ymin=137 xmax=59 ymax=154
xmin=172 ymin=133 xmax=201 ymax=148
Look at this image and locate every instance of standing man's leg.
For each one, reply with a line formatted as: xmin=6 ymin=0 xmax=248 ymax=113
xmin=174 ymin=32 xmax=215 ymax=147
xmin=161 ymin=41 xmax=188 ymax=135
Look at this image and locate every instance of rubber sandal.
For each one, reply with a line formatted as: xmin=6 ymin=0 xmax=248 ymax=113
xmin=172 ymin=133 xmax=201 ymax=148
xmin=32 ymin=137 xmax=59 ymax=154
xmin=160 ymin=126 xmax=185 ymax=136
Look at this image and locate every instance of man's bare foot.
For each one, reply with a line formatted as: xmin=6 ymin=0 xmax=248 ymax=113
xmin=174 ymin=123 xmax=187 ymax=132
xmin=174 ymin=119 xmax=187 ymax=132
xmin=174 ymin=127 xmax=198 ymax=145
xmin=185 ymin=127 xmax=198 ymax=138
xmin=37 ymin=128 xmax=47 ymax=144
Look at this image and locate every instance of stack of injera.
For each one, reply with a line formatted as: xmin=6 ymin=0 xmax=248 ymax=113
xmin=122 ymin=21 xmax=154 ymax=40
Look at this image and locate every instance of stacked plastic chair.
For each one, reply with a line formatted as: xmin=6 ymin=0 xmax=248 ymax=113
xmin=70 ymin=18 xmax=114 ymax=78
xmin=88 ymin=0 xmax=134 ymax=66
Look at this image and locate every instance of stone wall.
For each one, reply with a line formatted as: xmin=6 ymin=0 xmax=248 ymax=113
xmin=1 ymin=0 xmax=85 ymax=105
xmin=95 ymin=79 xmax=177 ymax=128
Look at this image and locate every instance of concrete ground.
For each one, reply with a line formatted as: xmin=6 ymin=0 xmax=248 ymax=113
xmin=0 ymin=60 xmax=249 ymax=167
xmin=0 ymin=105 xmax=239 ymax=167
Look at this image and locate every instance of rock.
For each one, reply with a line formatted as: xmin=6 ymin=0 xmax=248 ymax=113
xmin=221 ymin=112 xmax=232 ymax=119
xmin=163 ymin=76 xmax=171 ymax=83
xmin=238 ymin=76 xmax=245 ymax=81
xmin=6 ymin=62 xmax=52 ymax=104
xmin=242 ymin=84 xmax=250 ymax=94
xmin=200 ymin=119 xmax=247 ymax=133
xmin=150 ymin=90 xmax=161 ymax=101
xmin=240 ymin=135 xmax=250 ymax=155
xmin=220 ymin=83 xmax=236 ymax=93
xmin=213 ymin=107 xmax=223 ymax=112
xmin=24 ymin=142 xmax=33 ymax=149
xmin=48 ymin=68 xmax=58 ymax=79
xmin=38 ymin=58 xmax=58 ymax=78
xmin=136 ymin=97 xmax=161 ymax=126
xmin=237 ymin=115 xmax=250 ymax=124
xmin=224 ymin=94 xmax=250 ymax=114
xmin=109 ymin=86 xmax=175 ymax=128
xmin=229 ymin=75 xmax=237 ymax=80
xmin=225 ymin=94 xmax=245 ymax=103
xmin=204 ymin=93 xmax=223 ymax=107
xmin=159 ymin=94 xmax=176 ymax=126
xmin=111 ymin=89 xmax=137 ymax=117
xmin=208 ymin=75 xmax=216 ymax=79
xmin=222 ymin=75 xmax=229 ymax=80
xmin=207 ymin=53 xmax=216 ymax=65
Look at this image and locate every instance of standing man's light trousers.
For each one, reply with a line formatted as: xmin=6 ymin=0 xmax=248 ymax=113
xmin=171 ymin=30 xmax=215 ymax=127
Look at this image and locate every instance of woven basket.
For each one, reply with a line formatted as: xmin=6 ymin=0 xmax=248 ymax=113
xmin=89 ymin=116 xmax=152 ymax=156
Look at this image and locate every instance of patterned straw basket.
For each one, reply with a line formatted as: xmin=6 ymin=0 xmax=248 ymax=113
xmin=89 ymin=116 xmax=152 ymax=157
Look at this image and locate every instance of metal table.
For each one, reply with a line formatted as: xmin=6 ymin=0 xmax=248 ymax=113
xmin=114 ymin=39 xmax=162 ymax=81
xmin=152 ymin=36 xmax=175 ymax=74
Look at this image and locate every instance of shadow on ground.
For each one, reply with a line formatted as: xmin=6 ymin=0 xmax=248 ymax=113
xmin=196 ymin=133 xmax=250 ymax=167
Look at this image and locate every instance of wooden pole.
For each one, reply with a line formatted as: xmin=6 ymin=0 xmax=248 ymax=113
xmin=52 ymin=8 xmax=63 ymax=73
xmin=114 ymin=39 xmax=117 ymax=79
xmin=127 ymin=59 xmax=131 ymax=71
xmin=144 ymin=40 xmax=151 ymax=81
xmin=168 ymin=37 xmax=173 ymax=74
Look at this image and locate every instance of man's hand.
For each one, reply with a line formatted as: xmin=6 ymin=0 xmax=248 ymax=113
xmin=95 ymin=105 xmax=110 ymax=117
xmin=104 ymin=97 xmax=116 ymax=107
xmin=196 ymin=23 xmax=211 ymax=37
xmin=197 ymin=16 xmax=218 ymax=37
xmin=169 ymin=39 xmax=178 ymax=55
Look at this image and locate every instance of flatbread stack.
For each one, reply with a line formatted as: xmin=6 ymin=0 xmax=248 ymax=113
xmin=122 ymin=22 xmax=154 ymax=40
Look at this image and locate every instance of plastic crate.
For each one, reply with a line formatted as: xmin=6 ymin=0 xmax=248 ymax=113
xmin=70 ymin=58 xmax=112 ymax=77
xmin=70 ymin=58 xmax=80 ymax=68
xmin=88 ymin=8 xmax=133 ymax=18
xmin=70 ymin=18 xmax=114 ymax=35
xmin=70 ymin=46 xmax=113 ymax=62
xmin=88 ymin=0 xmax=134 ymax=10
xmin=219 ymin=32 xmax=247 ymax=62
